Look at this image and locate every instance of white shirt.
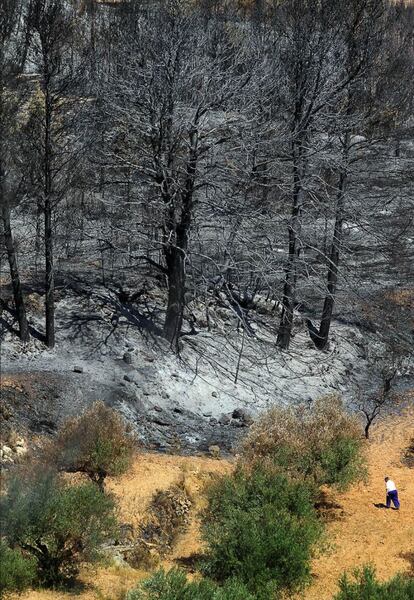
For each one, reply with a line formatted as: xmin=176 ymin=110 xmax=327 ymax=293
xmin=386 ymin=480 xmax=397 ymax=492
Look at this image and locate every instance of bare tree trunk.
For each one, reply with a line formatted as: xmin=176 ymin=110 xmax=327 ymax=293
xmin=313 ymin=134 xmax=350 ymax=349
xmin=162 ymin=132 xmax=197 ymax=352
xmin=44 ymin=196 xmax=55 ymax=347
xmin=317 ymin=169 xmax=347 ymax=348
xmin=1 ymin=194 xmax=30 ymax=342
xmin=277 ymin=142 xmax=304 ymax=349
xmin=163 ymin=247 xmax=185 ymax=351
xmin=44 ymin=90 xmax=55 ymax=348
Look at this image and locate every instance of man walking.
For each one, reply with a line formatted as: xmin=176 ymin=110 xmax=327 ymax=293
xmin=385 ymin=476 xmax=400 ymax=509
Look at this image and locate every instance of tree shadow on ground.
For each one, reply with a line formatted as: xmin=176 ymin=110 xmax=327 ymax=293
xmin=57 ymin=279 xmax=164 ymax=352
xmin=0 ymin=301 xmax=45 ymax=343
xmin=315 ymin=491 xmax=345 ymax=523
xmin=400 ymin=552 xmax=414 ymax=576
xmin=37 ymin=578 xmax=92 ymax=596
xmin=174 ymin=552 xmax=205 ymax=573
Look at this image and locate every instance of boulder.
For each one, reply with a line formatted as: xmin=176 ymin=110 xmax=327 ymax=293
xmin=232 ymin=408 xmax=254 ymax=426
xmin=123 ymin=352 xmax=133 ymax=365
xmin=15 ymin=445 xmax=27 ymax=458
xmin=2 ymin=445 xmax=13 ymax=457
xmin=218 ymin=413 xmax=231 ymax=426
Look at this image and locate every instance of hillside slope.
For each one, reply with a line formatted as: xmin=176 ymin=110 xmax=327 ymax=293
xmin=10 ymin=409 xmax=414 ymax=600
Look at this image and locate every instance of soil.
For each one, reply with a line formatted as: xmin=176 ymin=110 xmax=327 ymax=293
xmin=8 ymin=408 xmax=414 ymax=600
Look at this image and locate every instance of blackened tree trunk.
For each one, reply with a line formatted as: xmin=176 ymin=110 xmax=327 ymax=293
xmin=162 ymin=130 xmax=198 ymax=352
xmin=277 ymin=142 xmax=304 ymax=349
xmin=315 ymin=163 xmax=347 ymax=349
xmin=44 ymin=196 xmax=55 ymax=347
xmin=163 ymin=247 xmax=186 ymax=350
xmin=1 ymin=193 xmax=30 ymax=342
xmin=44 ymin=88 xmax=55 ymax=348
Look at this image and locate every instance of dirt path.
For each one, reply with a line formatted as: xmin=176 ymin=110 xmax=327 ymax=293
xmin=300 ymin=408 xmax=414 ymax=599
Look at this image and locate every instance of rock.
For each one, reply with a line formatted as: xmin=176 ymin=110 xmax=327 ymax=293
xmin=161 ymin=391 xmax=170 ymax=399
xmin=153 ymin=405 xmax=163 ymax=412
xmin=208 ymin=445 xmax=221 ymax=459
xmin=124 ymin=374 xmax=134 ymax=383
xmin=203 ymin=411 xmax=212 ymax=418
xmin=123 ymin=352 xmax=133 ymax=365
xmin=218 ymin=413 xmax=231 ymax=426
xmin=15 ymin=446 xmax=27 ymax=458
xmin=1 ymin=445 xmax=13 ymax=459
xmin=209 ymin=417 xmax=218 ymax=425
xmin=112 ymin=553 xmax=129 ymax=568
xmin=73 ymin=365 xmax=84 ymax=373
xmin=171 ymin=373 xmax=179 ymax=379
xmin=152 ymin=417 xmax=171 ymax=427
xmin=211 ymin=391 xmax=218 ymax=398
xmin=15 ymin=437 xmax=26 ymax=448
xmin=232 ymin=408 xmax=254 ymax=426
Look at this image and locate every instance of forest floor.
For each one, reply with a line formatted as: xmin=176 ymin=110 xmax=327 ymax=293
xmin=9 ymin=406 xmax=414 ymax=600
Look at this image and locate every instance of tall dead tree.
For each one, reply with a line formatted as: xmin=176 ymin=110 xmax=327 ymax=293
xmin=315 ymin=0 xmax=390 ymax=350
xmin=0 ymin=0 xmax=30 ymax=342
xmin=26 ymin=0 xmax=82 ymax=348
xmin=102 ymin=1 xmax=256 ymax=351
xmin=271 ymin=0 xmax=344 ymax=349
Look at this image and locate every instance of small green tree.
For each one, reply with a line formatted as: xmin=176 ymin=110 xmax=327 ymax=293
xmin=201 ymin=468 xmax=321 ymax=597
xmin=127 ymin=569 xmax=256 ymax=600
xmin=0 ymin=470 xmax=117 ymax=586
xmin=0 ymin=542 xmax=36 ymax=597
xmin=239 ymin=395 xmax=366 ymax=489
xmin=50 ymin=401 xmax=136 ymax=491
xmin=335 ymin=566 xmax=414 ymax=600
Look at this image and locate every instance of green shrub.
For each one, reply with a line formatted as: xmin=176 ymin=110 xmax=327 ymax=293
xmin=50 ymin=401 xmax=136 ymax=490
xmin=201 ymin=468 xmax=321 ymax=597
xmin=0 ymin=470 xmax=116 ymax=586
xmin=127 ymin=569 xmax=256 ymax=600
xmin=334 ymin=566 xmax=414 ymax=599
xmin=239 ymin=395 xmax=366 ymax=489
xmin=0 ymin=541 xmax=36 ymax=597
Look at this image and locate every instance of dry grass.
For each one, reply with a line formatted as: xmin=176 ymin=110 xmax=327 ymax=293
xmin=10 ymin=408 xmax=414 ymax=600
xmin=298 ymin=407 xmax=414 ymax=599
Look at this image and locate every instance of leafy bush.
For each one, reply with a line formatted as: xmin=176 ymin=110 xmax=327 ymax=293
xmin=127 ymin=569 xmax=256 ymax=600
xmin=0 ymin=541 xmax=36 ymax=597
xmin=0 ymin=470 xmax=116 ymax=586
xmin=201 ymin=467 xmax=321 ymax=597
xmin=50 ymin=401 xmax=136 ymax=490
xmin=239 ymin=394 xmax=366 ymax=489
xmin=335 ymin=566 xmax=414 ymax=599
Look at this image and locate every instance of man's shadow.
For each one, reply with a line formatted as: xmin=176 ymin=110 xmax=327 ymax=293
xmin=374 ymin=503 xmax=398 ymax=510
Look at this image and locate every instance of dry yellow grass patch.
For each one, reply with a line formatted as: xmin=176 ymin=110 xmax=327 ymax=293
xmin=299 ymin=408 xmax=414 ymax=600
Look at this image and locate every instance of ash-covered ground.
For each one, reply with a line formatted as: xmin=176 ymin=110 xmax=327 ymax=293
xmin=2 ymin=274 xmax=412 ymax=453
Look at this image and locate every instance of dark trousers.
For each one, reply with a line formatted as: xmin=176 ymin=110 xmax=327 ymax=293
xmin=386 ymin=490 xmax=400 ymax=509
